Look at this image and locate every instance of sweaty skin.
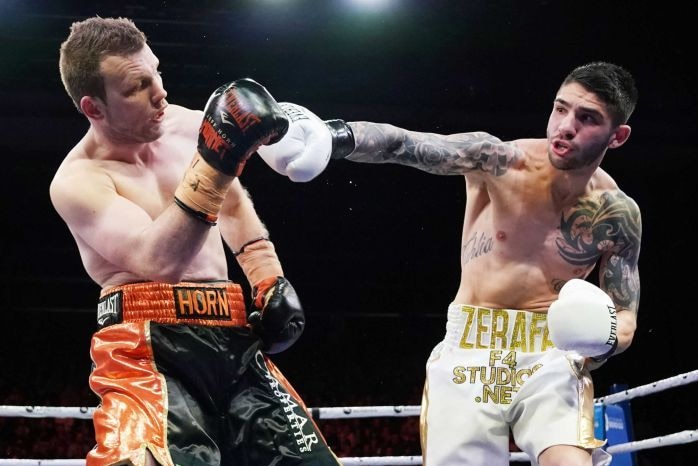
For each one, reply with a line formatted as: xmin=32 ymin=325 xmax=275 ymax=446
xmin=345 ymin=82 xmax=640 ymax=356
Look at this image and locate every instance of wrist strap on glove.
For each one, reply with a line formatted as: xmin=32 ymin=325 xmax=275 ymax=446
xmin=326 ymin=119 xmax=355 ymax=159
xmin=590 ymin=338 xmax=618 ymax=363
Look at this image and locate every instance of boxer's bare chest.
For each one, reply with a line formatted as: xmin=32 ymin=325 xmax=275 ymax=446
xmin=461 ymin=189 xmax=618 ymax=283
xmin=108 ymin=138 xmax=194 ymax=218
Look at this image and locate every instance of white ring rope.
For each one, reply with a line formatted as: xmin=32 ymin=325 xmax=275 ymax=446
xmin=606 ymin=429 xmax=698 ymax=454
xmin=596 ymin=369 xmax=698 ymax=405
xmin=0 ymin=462 xmax=85 ymax=466
xmin=313 ymin=405 xmax=422 ymax=419
xmin=0 ymin=406 xmax=95 ymax=419
xmin=1 ymin=370 xmax=696 ymax=466
xmin=0 ymin=405 xmax=424 ymax=420
xmin=5 ymin=367 xmax=697 ymax=420
xmin=0 ymin=431 xmax=695 ymax=466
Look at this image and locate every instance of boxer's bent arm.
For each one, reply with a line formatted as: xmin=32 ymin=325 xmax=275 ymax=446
xmin=344 ymin=122 xmax=522 ymax=176
xmin=218 ymin=181 xmax=283 ymax=285
xmin=598 ymin=195 xmax=642 ymax=355
xmin=50 ymin=166 xmax=211 ymax=283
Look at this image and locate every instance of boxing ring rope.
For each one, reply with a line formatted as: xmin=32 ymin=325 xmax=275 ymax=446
xmin=595 ymin=368 xmax=698 ymax=405
xmin=1 ymin=369 xmax=696 ymax=466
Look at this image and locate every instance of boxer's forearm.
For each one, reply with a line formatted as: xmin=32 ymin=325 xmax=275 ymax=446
xmin=345 ymin=122 xmax=518 ymax=176
xmin=615 ymin=310 xmax=637 ymax=355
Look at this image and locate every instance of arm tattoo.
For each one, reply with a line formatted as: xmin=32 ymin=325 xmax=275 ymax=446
xmin=556 ymin=190 xmax=642 ymax=313
xmin=346 ymin=122 xmax=520 ymax=176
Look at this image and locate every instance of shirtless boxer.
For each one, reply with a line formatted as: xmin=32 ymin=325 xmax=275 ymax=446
xmin=256 ymin=62 xmax=641 ymax=466
xmin=50 ymin=16 xmax=340 ymax=466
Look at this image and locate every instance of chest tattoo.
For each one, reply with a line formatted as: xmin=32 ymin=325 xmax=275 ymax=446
xmin=462 ymin=231 xmax=494 ymax=264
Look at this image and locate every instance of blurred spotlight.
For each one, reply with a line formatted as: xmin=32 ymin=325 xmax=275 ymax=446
xmin=344 ymin=0 xmax=395 ymax=13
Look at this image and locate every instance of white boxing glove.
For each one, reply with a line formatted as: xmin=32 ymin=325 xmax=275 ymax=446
xmin=548 ymin=279 xmax=618 ymax=361
xmin=257 ymin=103 xmax=354 ymax=182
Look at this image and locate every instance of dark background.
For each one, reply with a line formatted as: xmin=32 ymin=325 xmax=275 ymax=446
xmin=1 ymin=0 xmax=697 ymax=463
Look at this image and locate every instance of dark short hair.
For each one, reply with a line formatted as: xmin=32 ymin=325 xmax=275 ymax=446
xmin=59 ymin=16 xmax=147 ymax=112
xmin=562 ymin=62 xmax=638 ymax=126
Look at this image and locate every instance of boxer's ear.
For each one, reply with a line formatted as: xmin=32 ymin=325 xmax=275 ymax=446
xmin=608 ymin=125 xmax=631 ymax=149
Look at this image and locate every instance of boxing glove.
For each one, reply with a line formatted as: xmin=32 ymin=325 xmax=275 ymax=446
xmin=248 ymin=276 xmax=305 ymax=354
xmin=174 ymin=79 xmax=288 ymax=225
xmin=547 ymin=279 xmax=618 ymax=361
xmin=257 ymin=103 xmax=355 ymax=182
xmin=198 ymin=78 xmax=289 ymax=177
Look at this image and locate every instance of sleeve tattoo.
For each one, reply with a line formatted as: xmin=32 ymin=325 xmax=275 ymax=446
xmin=346 ymin=122 xmax=520 ymax=176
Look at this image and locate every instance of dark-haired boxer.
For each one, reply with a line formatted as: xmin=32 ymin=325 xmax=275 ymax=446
xmin=51 ymin=16 xmax=340 ymax=466
xmin=257 ymin=62 xmax=641 ymax=466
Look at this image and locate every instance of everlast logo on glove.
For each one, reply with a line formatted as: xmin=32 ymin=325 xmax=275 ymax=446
xmin=199 ymin=87 xmax=264 ymax=161
xmin=174 ymin=286 xmax=231 ymax=320
xmin=220 ymin=89 xmax=262 ymax=133
xmin=605 ymin=304 xmax=618 ymax=347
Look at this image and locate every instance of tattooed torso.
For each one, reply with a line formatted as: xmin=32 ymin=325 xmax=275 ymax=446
xmin=346 ymin=122 xmax=641 ymax=313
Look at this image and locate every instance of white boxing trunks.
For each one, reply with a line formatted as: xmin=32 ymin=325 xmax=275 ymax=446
xmin=420 ymin=304 xmax=611 ymax=466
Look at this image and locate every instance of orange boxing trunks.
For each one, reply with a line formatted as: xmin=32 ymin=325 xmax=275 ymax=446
xmin=87 ymin=281 xmax=340 ymax=466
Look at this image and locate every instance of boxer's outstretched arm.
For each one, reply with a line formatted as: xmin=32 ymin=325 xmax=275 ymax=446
xmin=257 ymin=105 xmax=523 ymax=181
xmin=344 ymin=122 xmax=521 ymax=176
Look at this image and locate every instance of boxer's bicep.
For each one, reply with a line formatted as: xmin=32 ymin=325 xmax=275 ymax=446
xmin=598 ymin=193 xmax=642 ymax=314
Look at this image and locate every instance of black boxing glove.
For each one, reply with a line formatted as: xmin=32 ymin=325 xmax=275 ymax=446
xmin=174 ymin=79 xmax=288 ymax=225
xmin=198 ymin=78 xmax=289 ymax=177
xmin=248 ymin=276 xmax=305 ymax=354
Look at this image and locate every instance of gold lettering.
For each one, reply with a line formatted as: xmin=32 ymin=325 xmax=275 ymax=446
xmin=479 ymin=366 xmax=495 ymax=384
xmin=514 ymin=363 xmax=543 ymax=385
xmin=499 ymin=385 xmax=514 ymax=404
xmin=452 ymin=366 xmax=466 ymax=384
xmin=488 ymin=350 xmax=503 ymax=366
xmin=502 ymin=351 xmax=517 ymax=369
xmin=510 ymin=312 xmax=528 ymax=352
xmin=515 ymin=368 xmax=530 ymax=386
xmin=482 ymin=384 xmax=498 ymax=403
xmin=495 ymin=367 xmax=512 ymax=385
xmin=475 ymin=307 xmax=491 ymax=349
xmin=542 ymin=326 xmax=555 ymax=351
xmin=491 ymin=309 xmax=508 ymax=349
xmin=529 ymin=313 xmax=546 ymax=352
xmin=467 ymin=366 xmax=481 ymax=384
xmin=459 ymin=306 xmax=476 ymax=349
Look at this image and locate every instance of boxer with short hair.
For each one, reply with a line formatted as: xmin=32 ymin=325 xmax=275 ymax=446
xmin=258 ymin=62 xmax=641 ymax=465
xmin=51 ymin=16 xmax=340 ymax=466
